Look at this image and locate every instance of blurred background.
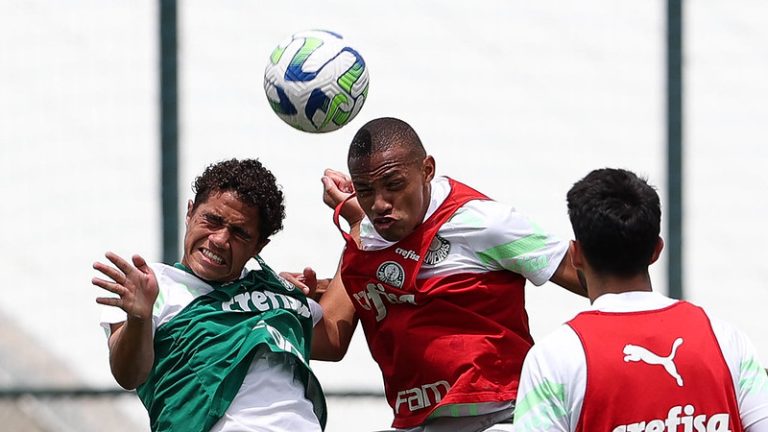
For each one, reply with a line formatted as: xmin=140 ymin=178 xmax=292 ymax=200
xmin=0 ymin=1 xmax=766 ymax=431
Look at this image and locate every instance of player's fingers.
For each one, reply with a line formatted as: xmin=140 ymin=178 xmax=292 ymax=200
xmin=132 ymin=254 xmax=149 ymax=273
xmin=331 ymin=169 xmax=352 ymax=181
xmin=323 ymin=169 xmax=350 ymax=184
xmin=321 ymin=175 xmax=337 ymax=191
xmin=336 ymin=176 xmax=354 ymax=194
xmin=299 ymin=268 xmax=318 ymax=297
xmin=324 ymin=170 xmax=353 ymax=192
xmin=96 ymin=296 xmax=124 ymax=308
xmin=322 ymin=176 xmax=349 ymax=202
xmin=323 ymin=168 xmax=344 ymax=178
xmin=278 ymin=271 xmax=300 ymax=281
xmin=321 ymin=178 xmax=339 ymax=207
xmin=104 ymin=251 xmax=135 ymax=278
xmin=279 ymin=271 xmax=309 ymax=293
xmin=302 ymin=267 xmax=317 ymax=287
xmin=282 ymin=272 xmax=313 ymax=295
xmin=93 ymin=261 xmax=126 ymax=285
xmin=92 ymin=277 xmax=125 ymax=295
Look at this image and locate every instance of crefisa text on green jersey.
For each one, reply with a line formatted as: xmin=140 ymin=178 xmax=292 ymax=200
xmin=222 ymin=290 xmax=311 ymax=318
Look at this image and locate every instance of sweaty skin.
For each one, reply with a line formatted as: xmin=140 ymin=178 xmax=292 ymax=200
xmin=349 ymin=145 xmax=434 ymax=242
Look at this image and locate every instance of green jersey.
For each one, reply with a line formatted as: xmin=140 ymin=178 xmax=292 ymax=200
xmin=135 ymin=258 xmax=327 ymax=432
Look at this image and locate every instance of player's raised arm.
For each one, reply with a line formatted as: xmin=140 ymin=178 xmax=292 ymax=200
xmin=321 ymin=168 xmax=364 ymax=236
xmin=306 ymin=169 xmax=364 ymax=361
xmin=92 ymin=252 xmax=158 ymax=389
xmin=311 ymin=261 xmax=359 ymax=361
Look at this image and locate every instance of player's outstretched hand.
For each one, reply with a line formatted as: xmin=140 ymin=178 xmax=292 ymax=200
xmin=322 ymin=168 xmax=364 ymax=225
xmin=280 ymin=267 xmax=330 ymax=301
xmin=92 ymin=252 xmax=159 ymax=322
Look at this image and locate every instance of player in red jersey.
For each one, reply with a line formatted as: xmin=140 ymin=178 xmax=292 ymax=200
xmin=514 ymin=168 xmax=768 ymax=432
xmin=296 ymin=117 xmax=585 ymax=431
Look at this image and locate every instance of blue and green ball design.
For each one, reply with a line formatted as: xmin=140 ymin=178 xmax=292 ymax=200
xmin=264 ymin=30 xmax=369 ymax=133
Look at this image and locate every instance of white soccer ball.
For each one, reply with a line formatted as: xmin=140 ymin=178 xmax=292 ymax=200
xmin=264 ymin=30 xmax=370 ymax=133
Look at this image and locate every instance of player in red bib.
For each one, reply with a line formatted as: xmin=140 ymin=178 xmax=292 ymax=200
xmin=300 ymin=117 xmax=586 ymax=431
xmin=514 ymin=168 xmax=768 ymax=432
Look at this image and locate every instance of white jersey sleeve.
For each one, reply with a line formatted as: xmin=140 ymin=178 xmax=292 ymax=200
xmin=514 ymin=325 xmax=586 ymax=432
xmin=709 ymin=316 xmax=768 ymax=430
xmin=446 ymin=199 xmax=568 ymax=285
xmin=99 ymin=263 xmax=209 ymax=338
xmin=308 ymin=298 xmax=323 ymax=327
xmin=98 ymin=263 xmax=170 ymax=338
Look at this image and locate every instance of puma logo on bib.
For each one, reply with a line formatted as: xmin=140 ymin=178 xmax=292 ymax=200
xmin=623 ymin=337 xmax=684 ymax=387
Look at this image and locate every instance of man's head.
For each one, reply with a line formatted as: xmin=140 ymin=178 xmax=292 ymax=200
xmin=567 ymin=168 xmax=662 ymax=281
xmin=182 ymin=158 xmax=285 ymax=282
xmin=347 ymin=117 xmax=435 ymax=242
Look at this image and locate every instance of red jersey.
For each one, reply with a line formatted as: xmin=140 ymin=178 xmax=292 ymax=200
xmin=335 ymin=179 xmax=533 ymax=428
xmin=568 ymin=301 xmax=744 ymax=432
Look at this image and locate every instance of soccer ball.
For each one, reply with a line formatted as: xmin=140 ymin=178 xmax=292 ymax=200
xmin=264 ymin=30 xmax=369 ymax=133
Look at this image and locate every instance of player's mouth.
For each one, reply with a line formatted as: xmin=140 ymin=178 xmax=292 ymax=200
xmin=200 ymin=248 xmax=226 ymax=266
xmin=373 ymin=217 xmax=396 ymax=231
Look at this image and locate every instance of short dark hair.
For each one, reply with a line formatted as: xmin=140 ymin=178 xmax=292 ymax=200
xmin=192 ymin=158 xmax=285 ymax=239
xmin=567 ymin=168 xmax=661 ymax=276
xmin=348 ymin=117 xmax=426 ymax=162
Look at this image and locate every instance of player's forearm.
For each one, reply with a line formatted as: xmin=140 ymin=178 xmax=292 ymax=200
xmin=311 ymin=305 xmax=355 ymax=362
xmin=311 ymin=318 xmax=351 ymax=361
xmin=311 ymin=269 xmax=357 ymax=361
xmin=108 ymin=318 xmax=155 ymax=390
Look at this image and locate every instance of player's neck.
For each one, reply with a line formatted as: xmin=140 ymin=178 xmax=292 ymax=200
xmin=586 ymin=271 xmax=653 ymax=304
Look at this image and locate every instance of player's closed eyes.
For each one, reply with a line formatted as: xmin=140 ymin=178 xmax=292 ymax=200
xmin=202 ymin=213 xmax=225 ymax=227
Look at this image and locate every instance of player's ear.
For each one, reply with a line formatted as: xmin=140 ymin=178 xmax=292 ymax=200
xmin=569 ymin=240 xmax=584 ymax=270
xmin=185 ymin=199 xmax=195 ymax=225
xmin=649 ymin=237 xmax=664 ymax=264
xmin=423 ymin=155 xmax=436 ymax=182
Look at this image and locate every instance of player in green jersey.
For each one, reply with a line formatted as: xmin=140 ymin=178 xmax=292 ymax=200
xmin=93 ymin=158 xmax=326 ymax=432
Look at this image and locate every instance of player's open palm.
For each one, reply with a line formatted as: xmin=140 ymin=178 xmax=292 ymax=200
xmin=92 ymin=252 xmax=158 ymax=322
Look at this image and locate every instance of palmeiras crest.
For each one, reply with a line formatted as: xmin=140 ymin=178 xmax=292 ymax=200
xmin=376 ymin=261 xmax=405 ymax=288
xmin=424 ymin=235 xmax=451 ymax=265
xmin=276 ymin=274 xmax=296 ymax=291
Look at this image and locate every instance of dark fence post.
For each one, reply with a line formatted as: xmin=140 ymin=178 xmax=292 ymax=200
xmin=160 ymin=0 xmax=179 ymax=265
xmin=666 ymin=0 xmax=684 ymax=299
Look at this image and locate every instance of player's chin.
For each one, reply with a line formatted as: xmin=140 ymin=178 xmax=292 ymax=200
xmin=377 ymin=224 xmax=409 ymax=242
xmin=190 ymin=259 xmax=232 ymax=282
